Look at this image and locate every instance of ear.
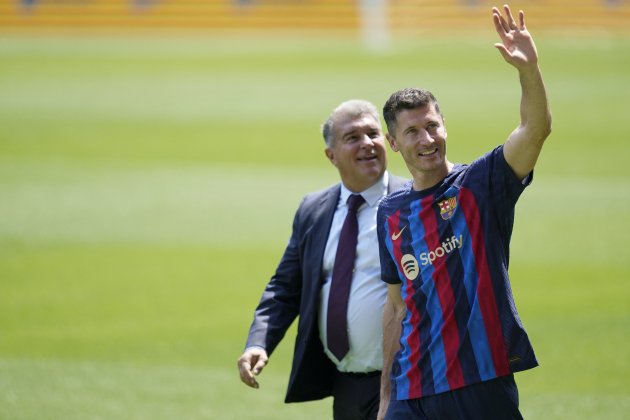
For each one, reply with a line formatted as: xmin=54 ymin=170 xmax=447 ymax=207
xmin=386 ymin=134 xmax=399 ymax=152
xmin=325 ymin=148 xmax=337 ymax=167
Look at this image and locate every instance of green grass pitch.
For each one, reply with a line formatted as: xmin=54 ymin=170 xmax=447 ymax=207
xmin=1 ymin=33 xmax=629 ymax=419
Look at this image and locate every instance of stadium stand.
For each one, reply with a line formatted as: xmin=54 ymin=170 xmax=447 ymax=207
xmin=0 ymin=0 xmax=628 ymax=34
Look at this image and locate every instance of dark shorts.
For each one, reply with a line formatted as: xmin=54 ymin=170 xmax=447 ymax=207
xmin=332 ymin=370 xmax=381 ymax=420
xmin=385 ymin=374 xmax=523 ymax=420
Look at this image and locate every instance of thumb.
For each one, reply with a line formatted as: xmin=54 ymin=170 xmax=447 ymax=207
xmin=494 ymin=43 xmax=512 ymax=62
xmin=252 ymin=356 xmax=268 ymax=375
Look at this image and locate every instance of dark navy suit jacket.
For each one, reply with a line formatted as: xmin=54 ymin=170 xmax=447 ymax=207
xmin=245 ymin=174 xmax=407 ymax=403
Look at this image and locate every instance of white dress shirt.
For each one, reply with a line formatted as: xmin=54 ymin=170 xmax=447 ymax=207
xmin=318 ymin=172 xmax=389 ymax=372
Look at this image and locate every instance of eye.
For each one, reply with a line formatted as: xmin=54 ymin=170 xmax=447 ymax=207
xmin=369 ymin=131 xmax=380 ymax=139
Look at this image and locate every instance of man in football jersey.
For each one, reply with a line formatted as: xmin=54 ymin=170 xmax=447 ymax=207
xmin=376 ymin=5 xmax=552 ymax=419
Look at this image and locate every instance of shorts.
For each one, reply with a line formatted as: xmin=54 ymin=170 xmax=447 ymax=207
xmin=385 ymin=374 xmax=524 ymax=420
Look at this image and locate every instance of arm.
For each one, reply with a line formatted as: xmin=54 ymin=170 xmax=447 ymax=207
xmin=493 ymin=5 xmax=552 ymax=180
xmin=237 ymin=202 xmax=305 ymax=389
xmin=377 ymin=284 xmax=406 ymax=420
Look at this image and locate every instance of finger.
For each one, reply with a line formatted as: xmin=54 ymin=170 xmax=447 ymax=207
xmin=244 ymin=374 xmax=260 ymax=389
xmin=492 ymin=12 xmax=510 ymax=44
xmin=238 ymin=360 xmax=253 ymax=382
xmin=249 ymin=375 xmax=260 ymax=389
xmin=494 ymin=43 xmax=512 ymax=62
xmin=518 ymin=10 xmax=526 ymax=30
xmin=252 ymin=357 xmax=268 ymax=375
xmin=238 ymin=361 xmax=260 ymax=388
xmin=503 ymin=4 xmax=517 ymax=29
xmin=492 ymin=6 xmax=509 ymax=33
xmin=237 ymin=357 xmax=255 ymax=382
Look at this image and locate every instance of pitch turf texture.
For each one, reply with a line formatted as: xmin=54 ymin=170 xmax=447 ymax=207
xmin=1 ymin=34 xmax=629 ymax=419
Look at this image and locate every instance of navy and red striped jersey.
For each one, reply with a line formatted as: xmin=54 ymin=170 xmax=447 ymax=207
xmin=377 ymin=145 xmax=538 ymax=400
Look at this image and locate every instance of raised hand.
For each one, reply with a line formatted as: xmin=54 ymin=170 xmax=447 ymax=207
xmin=492 ymin=4 xmax=539 ymax=71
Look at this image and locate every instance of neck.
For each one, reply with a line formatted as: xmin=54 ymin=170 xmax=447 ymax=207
xmin=342 ymin=171 xmax=386 ymax=194
xmin=412 ymin=161 xmax=453 ymax=191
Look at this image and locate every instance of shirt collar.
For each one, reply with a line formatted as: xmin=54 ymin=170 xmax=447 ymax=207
xmin=340 ymin=171 xmax=389 ymax=208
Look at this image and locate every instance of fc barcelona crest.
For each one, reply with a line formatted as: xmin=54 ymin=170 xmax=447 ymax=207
xmin=438 ymin=197 xmax=457 ymax=220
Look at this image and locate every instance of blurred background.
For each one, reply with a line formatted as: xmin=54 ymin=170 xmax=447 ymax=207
xmin=1 ymin=1 xmax=629 ymax=419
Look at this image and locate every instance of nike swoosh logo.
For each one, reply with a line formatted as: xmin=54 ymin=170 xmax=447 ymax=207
xmin=391 ymin=226 xmax=406 ymax=241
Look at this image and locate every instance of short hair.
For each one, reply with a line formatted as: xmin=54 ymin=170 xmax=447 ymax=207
xmin=382 ymin=88 xmax=442 ymax=135
xmin=321 ymin=99 xmax=380 ymax=147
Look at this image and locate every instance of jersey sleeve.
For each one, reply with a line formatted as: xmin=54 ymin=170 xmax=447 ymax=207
xmin=377 ymin=199 xmax=402 ymax=285
xmin=471 ymin=145 xmax=532 ymax=210
xmin=460 ymin=145 xmax=533 ymax=250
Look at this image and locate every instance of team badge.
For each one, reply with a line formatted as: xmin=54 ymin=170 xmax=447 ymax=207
xmin=438 ymin=197 xmax=457 ymax=220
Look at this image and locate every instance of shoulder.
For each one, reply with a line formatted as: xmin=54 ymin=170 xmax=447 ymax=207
xmin=465 ymin=144 xmax=527 ymax=184
xmin=468 ymin=145 xmax=505 ymax=170
xmin=447 ymin=145 xmax=504 ymax=186
xmin=387 ymin=173 xmax=410 ymax=194
xmin=300 ymin=183 xmax=340 ymax=206
xmin=293 ymin=183 xmax=341 ymax=221
xmin=379 ymin=182 xmax=412 ymax=217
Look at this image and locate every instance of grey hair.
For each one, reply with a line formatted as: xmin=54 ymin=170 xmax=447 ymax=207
xmin=321 ymin=99 xmax=380 ymax=147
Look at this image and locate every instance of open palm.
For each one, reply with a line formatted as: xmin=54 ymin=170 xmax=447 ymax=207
xmin=492 ymin=5 xmax=539 ymax=69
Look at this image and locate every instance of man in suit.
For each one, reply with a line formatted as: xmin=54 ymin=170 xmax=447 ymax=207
xmin=237 ymin=99 xmax=407 ymax=419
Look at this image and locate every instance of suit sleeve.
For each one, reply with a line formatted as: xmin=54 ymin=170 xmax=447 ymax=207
xmin=244 ymin=199 xmax=305 ymax=356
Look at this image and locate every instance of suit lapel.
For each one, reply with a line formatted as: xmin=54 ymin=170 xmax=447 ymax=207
xmin=307 ymin=185 xmax=340 ymax=286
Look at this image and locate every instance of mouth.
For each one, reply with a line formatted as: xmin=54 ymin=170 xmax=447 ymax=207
xmin=358 ymin=154 xmax=378 ymax=162
xmin=418 ymin=148 xmax=438 ymax=157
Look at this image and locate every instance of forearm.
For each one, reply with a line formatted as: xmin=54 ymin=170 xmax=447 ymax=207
xmin=380 ymin=317 xmax=401 ymax=400
xmin=246 ymin=281 xmax=300 ymax=354
xmin=246 ymin=241 xmax=302 ymax=353
xmin=378 ymin=293 xmax=404 ymax=419
xmin=518 ymin=64 xmax=552 ymax=143
xmin=503 ymin=63 xmax=552 ymax=179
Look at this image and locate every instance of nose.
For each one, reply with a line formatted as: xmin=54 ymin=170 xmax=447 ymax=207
xmin=416 ymin=129 xmax=434 ymax=145
xmin=359 ymin=134 xmax=376 ymax=147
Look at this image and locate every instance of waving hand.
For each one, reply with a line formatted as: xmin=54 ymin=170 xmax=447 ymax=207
xmin=492 ymin=5 xmax=539 ymax=71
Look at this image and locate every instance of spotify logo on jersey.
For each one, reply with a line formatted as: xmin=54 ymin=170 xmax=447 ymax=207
xmin=401 ymin=254 xmax=419 ymax=280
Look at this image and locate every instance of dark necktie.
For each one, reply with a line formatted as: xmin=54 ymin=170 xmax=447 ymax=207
xmin=327 ymin=193 xmax=365 ymax=361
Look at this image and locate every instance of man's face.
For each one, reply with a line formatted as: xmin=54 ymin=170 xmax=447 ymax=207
xmin=325 ymin=113 xmax=387 ymax=193
xmin=386 ymin=104 xmax=448 ymax=184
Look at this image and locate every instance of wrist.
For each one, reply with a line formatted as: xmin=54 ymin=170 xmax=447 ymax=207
xmin=518 ymin=63 xmax=541 ymax=78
